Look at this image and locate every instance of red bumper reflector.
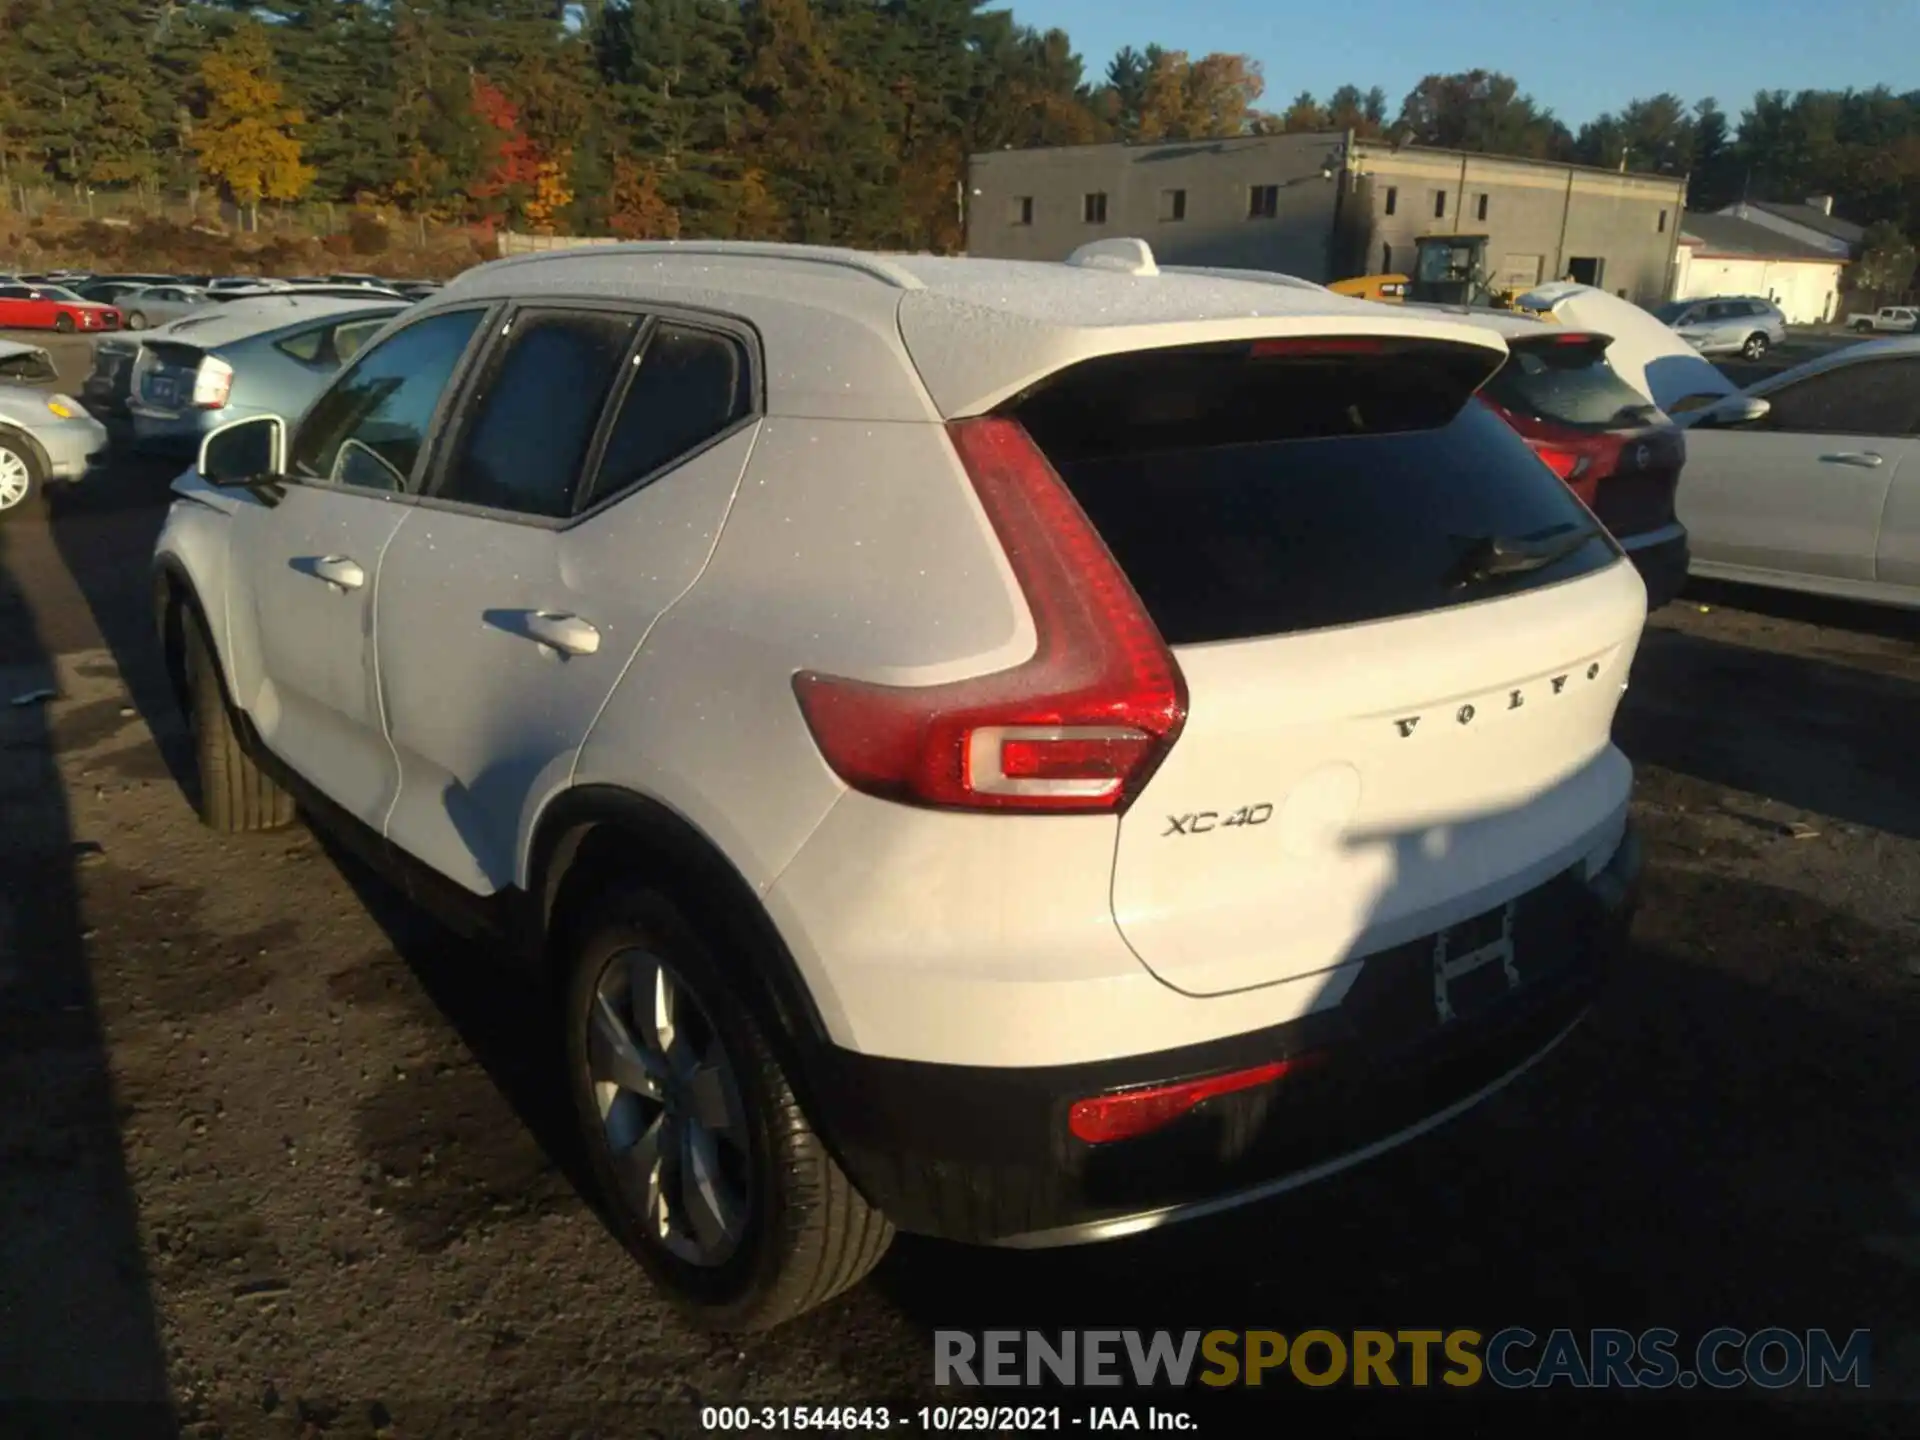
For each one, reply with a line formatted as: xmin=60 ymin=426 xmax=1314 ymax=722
xmin=1068 ymin=1056 xmax=1314 ymax=1144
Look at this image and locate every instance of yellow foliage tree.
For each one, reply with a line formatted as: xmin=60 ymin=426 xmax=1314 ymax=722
xmin=524 ymin=152 xmax=574 ymax=233
xmin=191 ymin=25 xmax=316 ymax=229
xmin=1136 ymin=51 xmax=1267 ymax=141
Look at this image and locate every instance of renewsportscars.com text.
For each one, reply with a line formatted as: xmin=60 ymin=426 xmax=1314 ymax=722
xmin=934 ymin=1328 xmax=1872 ymax=1390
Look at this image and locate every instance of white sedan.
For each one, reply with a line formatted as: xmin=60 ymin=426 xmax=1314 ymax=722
xmin=1676 ymin=336 xmax=1920 ymax=608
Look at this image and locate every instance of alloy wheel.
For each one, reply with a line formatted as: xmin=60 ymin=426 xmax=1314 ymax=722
xmin=0 ymin=448 xmax=31 ymax=512
xmin=588 ymin=948 xmax=752 ymax=1267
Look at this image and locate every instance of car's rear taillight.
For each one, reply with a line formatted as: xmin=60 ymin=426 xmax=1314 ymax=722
xmin=191 ymin=356 xmax=234 ymax=409
xmin=1529 ymin=441 xmax=1591 ymax=481
xmin=792 ymin=415 xmax=1187 ymax=813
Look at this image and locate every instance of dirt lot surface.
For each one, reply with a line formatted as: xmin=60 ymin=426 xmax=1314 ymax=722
xmin=2 ymin=334 xmax=1918 ymax=1437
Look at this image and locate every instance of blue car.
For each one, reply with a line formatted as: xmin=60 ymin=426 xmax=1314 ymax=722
xmin=109 ymin=295 xmax=407 ymax=455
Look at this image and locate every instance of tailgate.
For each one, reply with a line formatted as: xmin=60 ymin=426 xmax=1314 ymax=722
xmin=1015 ymin=338 xmax=1645 ymax=997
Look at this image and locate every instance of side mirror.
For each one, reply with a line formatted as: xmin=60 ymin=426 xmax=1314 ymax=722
xmin=1695 ymin=394 xmax=1770 ymax=430
xmin=198 ymin=414 xmax=286 ymax=485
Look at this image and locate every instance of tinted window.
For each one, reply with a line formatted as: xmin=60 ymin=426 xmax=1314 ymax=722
xmin=1763 ymin=358 xmax=1920 ymax=437
xmin=333 ymin=319 xmax=384 ymax=363
xmin=275 ymin=326 xmax=328 ymax=363
xmin=1016 ymin=342 xmax=1615 ymax=644
xmin=438 ymin=309 xmax=639 ymax=517
xmin=289 ymin=308 xmax=483 ymax=490
xmin=0 ymin=286 xmax=32 ymax=300
xmin=1481 ymin=339 xmax=1657 ymax=430
xmin=580 ymin=323 xmax=751 ymax=511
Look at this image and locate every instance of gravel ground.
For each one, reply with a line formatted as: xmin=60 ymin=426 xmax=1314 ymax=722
xmin=1 ymin=333 xmax=1917 ymax=1438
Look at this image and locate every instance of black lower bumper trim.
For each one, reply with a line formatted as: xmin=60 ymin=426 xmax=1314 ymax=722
xmin=1627 ymin=532 xmax=1690 ymax=610
xmin=811 ymin=824 xmax=1641 ymax=1245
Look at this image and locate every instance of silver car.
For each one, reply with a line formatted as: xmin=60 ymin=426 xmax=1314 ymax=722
xmin=121 ymin=284 xmax=212 ymax=330
xmin=0 ymin=339 xmax=109 ymax=516
xmin=1654 ymin=296 xmax=1788 ymax=361
xmin=125 ymin=296 xmax=405 ymax=455
xmin=1677 ymin=335 xmax=1920 ymax=607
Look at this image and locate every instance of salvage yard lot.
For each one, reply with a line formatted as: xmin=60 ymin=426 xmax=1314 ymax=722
xmin=2 ymin=332 xmax=1918 ymax=1437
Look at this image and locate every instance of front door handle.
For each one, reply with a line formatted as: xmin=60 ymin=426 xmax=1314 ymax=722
xmin=520 ymin=611 xmax=601 ymax=656
xmin=1820 ymin=452 xmax=1885 ymax=468
xmin=298 ymin=555 xmax=366 ymax=590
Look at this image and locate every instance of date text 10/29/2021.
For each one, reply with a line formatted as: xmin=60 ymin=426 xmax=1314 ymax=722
xmin=701 ymin=1407 xmax=1192 ymax=1432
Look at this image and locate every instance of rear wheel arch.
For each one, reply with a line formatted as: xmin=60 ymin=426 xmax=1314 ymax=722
xmin=529 ymin=787 xmax=833 ymax=1058
xmin=153 ymin=561 xmax=240 ymax=721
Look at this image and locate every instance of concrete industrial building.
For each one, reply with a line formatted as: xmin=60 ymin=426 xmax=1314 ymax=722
xmin=966 ymin=132 xmax=1689 ymax=303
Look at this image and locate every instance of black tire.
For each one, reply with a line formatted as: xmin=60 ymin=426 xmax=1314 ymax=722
xmin=53 ymin=313 xmax=74 ymax=334
xmin=1852 ymin=320 xmax=1872 ymax=333
xmin=126 ymin=311 xmax=147 ymax=331
xmin=0 ymin=434 xmax=43 ymax=519
xmin=1741 ymin=332 xmax=1770 ymax=360
xmin=564 ymin=885 xmax=893 ymax=1331
xmin=182 ymin=609 xmax=296 ymax=832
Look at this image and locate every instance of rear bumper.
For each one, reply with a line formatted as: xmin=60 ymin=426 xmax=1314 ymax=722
xmin=810 ymin=823 xmax=1641 ymax=1246
xmin=1619 ymin=523 xmax=1690 ymax=609
xmin=129 ymin=406 xmax=214 ymax=453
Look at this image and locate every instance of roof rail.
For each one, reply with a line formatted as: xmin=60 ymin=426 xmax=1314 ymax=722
xmin=492 ymin=240 xmax=927 ymax=291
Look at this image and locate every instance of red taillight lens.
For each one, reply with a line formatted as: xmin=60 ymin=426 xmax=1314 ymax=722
xmin=1068 ymin=1057 xmax=1315 ymax=1145
xmin=792 ymin=415 xmax=1187 ymax=813
xmin=1529 ymin=442 xmax=1590 ymax=481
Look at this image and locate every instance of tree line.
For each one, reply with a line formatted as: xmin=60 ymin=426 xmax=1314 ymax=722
xmin=1 ymin=1 xmax=1917 ymax=264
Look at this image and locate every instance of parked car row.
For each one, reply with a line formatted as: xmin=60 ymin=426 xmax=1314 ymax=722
xmin=0 ymin=269 xmax=442 ymax=332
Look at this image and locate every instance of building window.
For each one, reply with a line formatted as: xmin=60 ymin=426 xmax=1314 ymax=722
xmin=1433 ymin=190 xmax=1447 ymax=219
xmin=1384 ymin=186 xmax=1398 ymax=216
xmin=1382 ymin=243 xmax=1393 ymax=273
xmin=1475 ymin=193 xmax=1489 ymax=222
xmin=1248 ymin=184 xmax=1279 ymax=220
xmin=1008 ymin=196 xmax=1033 ymax=227
xmin=1158 ymin=188 xmax=1186 ymax=222
xmin=1083 ymin=192 xmax=1107 ymax=224
xmin=1657 ymin=209 xmax=1668 ymax=233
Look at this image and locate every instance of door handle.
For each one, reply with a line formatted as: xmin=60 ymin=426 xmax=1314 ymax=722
xmin=519 ymin=611 xmax=601 ymax=656
xmin=299 ymin=555 xmax=366 ymax=590
xmin=1820 ymin=452 xmax=1884 ymax=468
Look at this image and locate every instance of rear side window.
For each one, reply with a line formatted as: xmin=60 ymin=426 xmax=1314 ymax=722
xmin=1015 ymin=341 xmax=1617 ymax=645
xmin=437 ymin=308 xmax=640 ymax=518
xmin=1480 ymin=339 xmax=1657 ymax=430
xmin=580 ymin=323 xmax=752 ymax=511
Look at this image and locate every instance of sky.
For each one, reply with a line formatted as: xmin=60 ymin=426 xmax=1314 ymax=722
xmin=1014 ymin=0 xmax=1919 ymax=127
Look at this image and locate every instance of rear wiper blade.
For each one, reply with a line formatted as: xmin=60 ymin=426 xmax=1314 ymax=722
xmin=1446 ymin=523 xmax=1599 ymax=587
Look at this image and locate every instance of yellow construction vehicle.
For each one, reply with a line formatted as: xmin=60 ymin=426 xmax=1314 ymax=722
xmin=1331 ymin=234 xmax=1519 ymax=308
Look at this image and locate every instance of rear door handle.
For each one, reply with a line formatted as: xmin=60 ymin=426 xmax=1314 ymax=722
xmin=519 ymin=611 xmax=601 ymax=656
xmin=298 ymin=555 xmax=366 ymax=590
xmin=1820 ymin=452 xmax=1885 ymax=468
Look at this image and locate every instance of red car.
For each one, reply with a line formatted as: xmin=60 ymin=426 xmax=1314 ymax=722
xmin=0 ymin=282 xmax=122 ymax=333
xmin=1476 ymin=326 xmax=1690 ymax=610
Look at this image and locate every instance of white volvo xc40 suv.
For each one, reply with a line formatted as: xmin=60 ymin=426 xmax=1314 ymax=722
xmin=154 ymin=239 xmax=1645 ymax=1330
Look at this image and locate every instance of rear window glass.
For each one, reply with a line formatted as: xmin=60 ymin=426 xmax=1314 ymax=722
xmin=1015 ymin=343 xmax=1617 ymax=646
xmin=1480 ymin=339 xmax=1658 ymax=430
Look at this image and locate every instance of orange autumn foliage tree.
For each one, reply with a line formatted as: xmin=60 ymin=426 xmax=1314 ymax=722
xmin=607 ymin=156 xmax=681 ymax=239
xmin=469 ymin=75 xmax=542 ymax=229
